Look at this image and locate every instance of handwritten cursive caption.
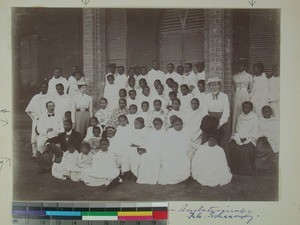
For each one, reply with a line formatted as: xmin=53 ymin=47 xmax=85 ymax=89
xmin=0 ymin=157 xmax=11 ymax=171
xmin=173 ymin=204 xmax=258 ymax=224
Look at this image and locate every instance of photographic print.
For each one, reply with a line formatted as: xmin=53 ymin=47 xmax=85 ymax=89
xmin=12 ymin=8 xmax=280 ymax=201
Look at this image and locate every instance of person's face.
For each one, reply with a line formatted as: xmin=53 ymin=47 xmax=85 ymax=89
xmin=253 ymin=65 xmax=261 ymax=76
xmin=238 ymin=63 xmax=245 ymax=72
xmin=107 ymin=130 xmax=115 ymax=138
xmin=169 ymin=94 xmax=176 ymax=101
xmin=129 ymin=91 xmax=136 ymax=100
xmin=72 ymin=66 xmax=78 ymax=73
xmin=56 ymin=86 xmax=64 ymax=95
xmin=93 ymin=129 xmax=101 ymax=137
xmin=99 ymin=100 xmax=107 ymax=109
xmin=74 ymin=73 xmax=82 ymax=81
xmin=181 ymin=86 xmax=189 ymax=96
xmin=154 ymin=101 xmax=162 ymax=111
xmin=81 ymin=145 xmax=90 ymax=155
xmin=152 ymin=61 xmax=159 ymax=70
xmin=100 ymin=141 xmax=109 ymax=151
xmin=173 ymin=120 xmax=183 ymax=131
xmin=198 ymin=83 xmax=205 ymax=93
xmin=141 ymin=68 xmax=148 ymax=75
xmin=90 ymin=119 xmax=98 ymax=127
xmin=177 ymin=66 xmax=184 ymax=75
xmin=40 ymin=84 xmax=48 ymax=94
xmin=262 ymin=107 xmax=272 ymax=119
xmin=118 ymin=117 xmax=128 ymax=126
xmin=185 ymin=64 xmax=192 ymax=72
xmin=65 ymin=112 xmax=71 ymax=120
xmin=117 ymin=67 xmax=124 ymax=75
xmin=109 ymin=66 xmax=116 ymax=74
xmin=171 ymin=84 xmax=178 ymax=92
xmin=153 ymin=121 xmax=162 ymax=130
xmin=167 ymin=64 xmax=174 ymax=73
xmin=208 ymin=137 xmax=218 ymax=147
xmin=107 ymin=76 xmax=114 ymax=84
xmin=209 ymin=82 xmax=220 ymax=93
xmin=191 ymin=99 xmax=199 ymax=111
xmin=172 ymin=100 xmax=180 ymax=110
xmin=129 ymin=69 xmax=135 ymax=76
xmin=129 ymin=106 xmax=137 ymax=114
xmin=128 ymin=79 xmax=135 ymax=88
xmin=47 ymin=102 xmax=55 ymax=113
xmin=68 ymin=145 xmax=76 ymax=153
xmin=143 ymin=87 xmax=150 ymax=97
xmin=54 ymin=69 xmax=61 ymax=78
xmin=242 ymin=103 xmax=252 ymax=115
xmin=154 ymin=80 xmax=161 ymax=88
xmin=139 ymin=81 xmax=146 ymax=89
xmin=196 ymin=64 xmax=205 ymax=73
xmin=64 ymin=121 xmax=72 ymax=132
xmin=134 ymin=120 xmax=143 ymax=129
xmin=141 ymin=103 xmax=149 ymax=112
xmin=119 ymin=90 xmax=126 ymax=98
xmin=80 ymin=86 xmax=87 ymax=94
xmin=119 ymin=100 xmax=126 ymax=109
xmin=166 ymin=80 xmax=174 ymax=88
xmin=156 ymin=85 xmax=164 ymax=95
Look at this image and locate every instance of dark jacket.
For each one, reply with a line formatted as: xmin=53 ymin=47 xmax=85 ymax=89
xmin=48 ymin=130 xmax=82 ymax=152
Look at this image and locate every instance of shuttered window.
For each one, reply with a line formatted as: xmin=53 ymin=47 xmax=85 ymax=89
xmin=159 ymin=9 xmax=204 ymax=72
xmin=106 ymin=9 xmax=127 ymax=68
xmin=249 ymin=9 xmax=280 ymax=75
xmin=20 ymin=34 xmax=39 ymax=85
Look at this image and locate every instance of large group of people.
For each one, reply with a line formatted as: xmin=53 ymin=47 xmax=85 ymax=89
xmin=25 ymin=59 xmax=280 ymax=189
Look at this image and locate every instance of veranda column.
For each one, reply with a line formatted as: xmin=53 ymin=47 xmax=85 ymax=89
xmin=83 ymin=9 xmax=107 ymax=109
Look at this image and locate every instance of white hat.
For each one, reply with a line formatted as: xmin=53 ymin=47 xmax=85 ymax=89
xmin=207 ymin=77 xmax=222 ymax=83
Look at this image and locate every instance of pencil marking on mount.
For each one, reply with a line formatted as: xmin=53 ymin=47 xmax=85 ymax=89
xmin=0 ymin=157 xmax=11 ymax=171
xmin=1 ymin=118 xmax=8 ymax=126
xmin=248 ymin=0 xmax=256 ymax=6
xmin=81 ymin=0 xmax=91 ymax=5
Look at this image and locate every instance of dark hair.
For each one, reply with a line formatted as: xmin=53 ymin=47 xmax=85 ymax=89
xmin=172 ymin=98 xmax=181 ymax=105
xmin=99 ymin=97 xmax=108 ymax=103
xmin=119 ymin=98 xmax=127 ymax=104
xmin=171 ymin=82 xmax=179 ymax=87
xmin=169 ymin=91 xmax=177 ymax=97
xmin=100 ymin=138 xmax=110 ymax=145
xmin=92 ymin=126 xmax=101 ymax=132
xmin=156 ymin=84 xmax=164 ymax=89
xmin=166 ymin=78 xmax=174 ymax=83
xmin=107 ymin=74 xmax=115 ymax=80
xmin=141 ymin=101 xmax=149 ymax=106
xmin=46 ymin=101 xmax=54 ymax=108
xmin=54 ymin=68 xmax=62 ymax=72
xmin=135 ymin=117 xmax=145 ymax=127
xmin=154 ymin=99 xmax=162 ymax=105
xmin=242 ymin=101 xmax=253 ymax=110
xmin=55 ymin=83 xmax=64 ymax=89
xmin=180 ymin=84 xmax=189 ymax=90
xmin=197 ymin=80 xmax=205 ymax=86
xmin=129 ymin=104 xmax=138 ymax=110
xmin=171 ymin=116 xmax=183 ymax=126
xmin=167 ymin=63 xmax=174 ymax=67
xmin=262 ymin=105 xmax=272 ymax=112
xmin=143 ymin=86 xmax=150 ymax=91
xmin=128 ymin=77 xmax=136 ymax=82
xmin=118 ymin=114 xmax=128 ymax=123
xmin=153 ymin=118 xmax=163 ymax=125
xmin=64 ymin=119 xmax=73 ymax=126
xmin=177 ymin=65 xmax=184 ymax=69
xmin=89 ymin=116 xmax=99 ymax=124
xmin=191 ymin=98 xmax=200 ymax=104
xmin=139 ymin=78 xmax=147 ymax=83
xmin=129 ymin=89 xmax=137 ymax=95
xmin=80 ymin=142 xmax=91 ymax=149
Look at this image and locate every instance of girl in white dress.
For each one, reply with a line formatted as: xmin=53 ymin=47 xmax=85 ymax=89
xmin=94 ymin=98 xmax=111 ymax=128
xmin=159 ymin=117 xmax=190 ymax=185
xmin=137 ymin=118 xmax=165 ymax=184
xmin=192 ymin=131 xmax=232 ymax=187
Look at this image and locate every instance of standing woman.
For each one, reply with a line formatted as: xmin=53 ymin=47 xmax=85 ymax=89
xmin=232 ymin=59 xmax=253 ymax=133
xmin=202 ymin=77 xmax=230 ymax=164
xmin=72 ymin=80 xmax=93 ymax=138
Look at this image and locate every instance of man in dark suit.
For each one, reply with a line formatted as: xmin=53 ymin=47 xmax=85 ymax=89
xmin=39 ymin=120 xmax=82 ymax=169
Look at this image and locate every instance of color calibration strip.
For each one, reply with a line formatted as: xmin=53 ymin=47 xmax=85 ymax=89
xmin=12 ymin=202 xmax=168 ymax=221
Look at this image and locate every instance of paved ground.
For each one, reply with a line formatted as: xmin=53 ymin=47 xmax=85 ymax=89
xmin=13 ymin=114 xmax=278 ymax=201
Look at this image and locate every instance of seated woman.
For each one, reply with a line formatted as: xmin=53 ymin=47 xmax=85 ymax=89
xmin=159 ymin=117 xmax=190 ymax=185
xmin=255 ymin=105 xmax=279 ymax=176
xmin=229 ymin=101 xmax=259 ymax=176
xmin=137 ymin=118 xmax=165 ymax=185
xmin=192 ymin=130 xmax=232 ymax=187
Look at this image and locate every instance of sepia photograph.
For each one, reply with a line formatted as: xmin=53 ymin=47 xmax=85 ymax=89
xmin=12 ymin=8 xmax=280 ymax=201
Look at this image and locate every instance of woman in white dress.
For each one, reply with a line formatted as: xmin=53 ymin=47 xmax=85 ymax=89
xmin=232 ymin=59 xmax=253 ymax=133
xmin=159 ymin=117 xmax=190 ymax=185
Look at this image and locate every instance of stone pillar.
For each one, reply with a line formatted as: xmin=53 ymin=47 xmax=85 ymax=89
xmin=83 ymin=9 xmax=107 ymax=109
xmin=204 ymin=9 xmax=233 ymax=98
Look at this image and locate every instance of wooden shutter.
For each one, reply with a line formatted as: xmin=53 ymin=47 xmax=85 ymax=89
xmin=20 ymin=34 xmax=39 ymax=85
xmin=249 ymin=9 xmax=280 ymax=75
xmin=159 ymin=9 xmax=204 ymax=72
xmin=107 ymin=9 xmax=127 ymax=68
